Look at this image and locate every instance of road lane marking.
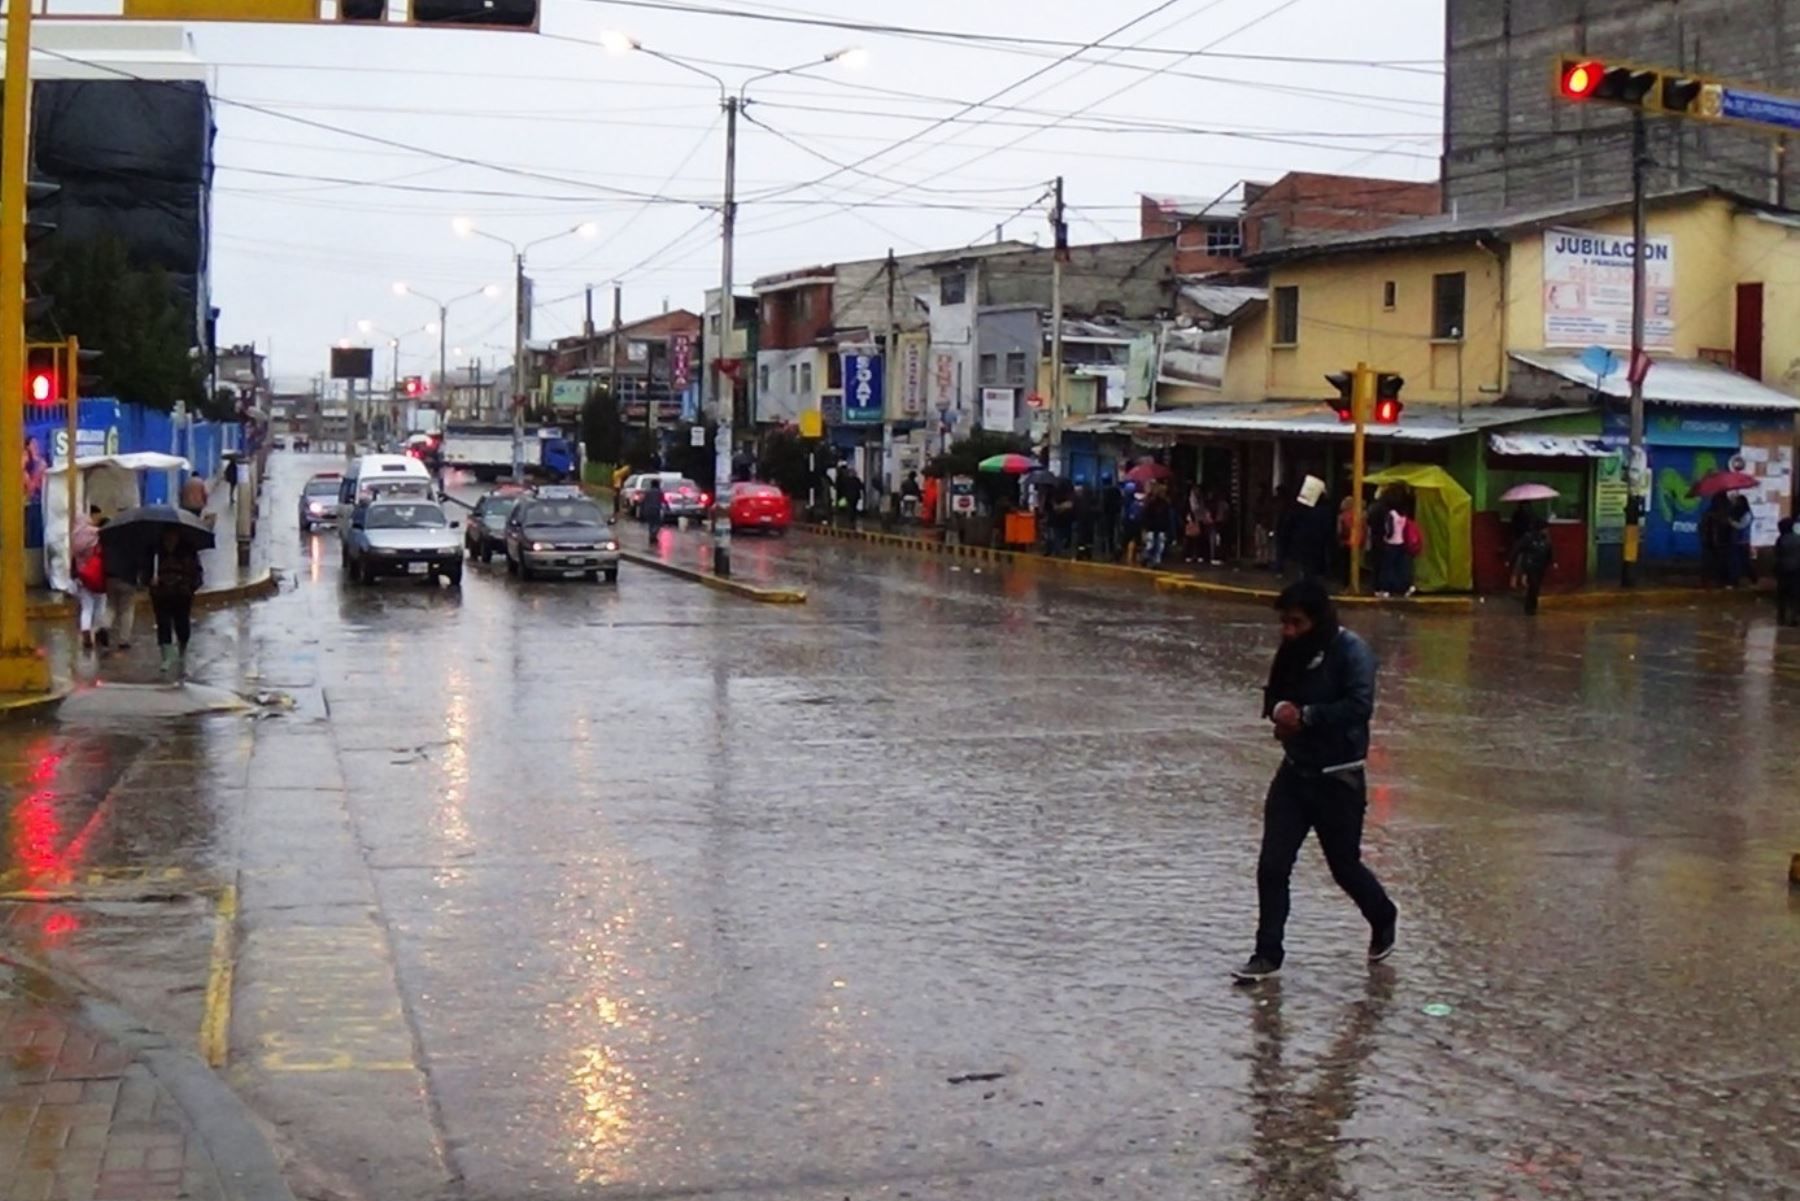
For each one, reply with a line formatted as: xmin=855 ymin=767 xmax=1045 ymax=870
xmin=200 ymin=882 xmax=238 ymax=1069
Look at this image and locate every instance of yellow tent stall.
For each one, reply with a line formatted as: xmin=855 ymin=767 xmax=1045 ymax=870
xmin=1364 ymin=463 xmax=1473 ymax=593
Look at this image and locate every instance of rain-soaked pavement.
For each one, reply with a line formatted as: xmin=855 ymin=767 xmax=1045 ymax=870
xmin=3 ymin=454 xmax=1799 ymax=1200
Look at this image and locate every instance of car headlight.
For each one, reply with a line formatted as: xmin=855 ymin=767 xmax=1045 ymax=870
xmin=308 ymin=503 xmax=324 ymax=514
xmin=602 ymin=541 xmax=618 ymax=552
xmin=531 ymin=541 xmax=547 ymax=552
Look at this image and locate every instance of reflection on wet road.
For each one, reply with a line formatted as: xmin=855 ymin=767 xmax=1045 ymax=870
xmin=3 ymin=455 xmax=1799 ymax=1199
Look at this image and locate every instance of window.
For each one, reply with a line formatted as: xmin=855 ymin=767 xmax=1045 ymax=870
xmin=798 ymin=291 xmax=815 ymax=321
xmin=1205 ymin=221 xmax=1242 ymax=256
xmin=940 ymin=272 xmax=967 ymax=306
xmin=788 ymin=364 xmax=798 ymax=393
xmin=1273 ymin=286 xmax=1300 ymax=346
xmin=758 ymin=364 xmax=771 ymax=395
xmin=827 ymin=354 xmax=843 ymax=390
xmin=978 ymin=353 xmax=999 ymax=387
xmin=800 ymin=361 xmax=813 ymax=397
xmin=1005 ymin=352 xmax=1028 ymax=385
xmin=762 ymin=299 xmax=776 ymax=327
xmin=1382 ymin=281 xmax=1397 ymax=311
xmin=1432 ymin=272 xmax=1466 ymax=339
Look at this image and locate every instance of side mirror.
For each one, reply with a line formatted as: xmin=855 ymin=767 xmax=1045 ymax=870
xmin=450 ymin=520 xmax=462 ymax=530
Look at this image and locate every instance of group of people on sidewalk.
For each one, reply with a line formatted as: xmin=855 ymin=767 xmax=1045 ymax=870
xmin=67 ymin=494 xmax=208 ymax=680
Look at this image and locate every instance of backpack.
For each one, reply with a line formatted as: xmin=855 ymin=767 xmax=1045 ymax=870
xmin=1402 ymin=515 xmax=1424 ymax=558
xmin=76 ymin=548 xmax=106 ymax=593
xmin=1518 ymin=529 xmax=1552 ymax=574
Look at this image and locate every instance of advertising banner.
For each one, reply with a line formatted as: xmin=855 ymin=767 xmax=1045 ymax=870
xmin=981 ymin=387 xmax=1015 ymax=432
xmin=1544 ymin=228 xmax=1674 ymax=349
xmin=842 ymin=353 xmax=884 ymax=424
xmin=897 ymin=334 xmax=927 ymax=419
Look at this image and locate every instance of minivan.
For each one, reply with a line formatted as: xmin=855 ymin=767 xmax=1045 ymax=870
xmin=339 ymin=454 xmax=436 ymax=538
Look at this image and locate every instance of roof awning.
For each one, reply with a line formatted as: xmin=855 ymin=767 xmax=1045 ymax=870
xmin=1510 ymin=350 xmax=1800 ymax=412
xmin=1488 ymin=433 xmax=1614 ymax=458
xmin=1067 ymin=402 xmax=1585 ymax=444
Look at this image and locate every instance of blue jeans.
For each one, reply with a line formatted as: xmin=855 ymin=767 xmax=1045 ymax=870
xmin=1379 ymin=545 xmax=1411 ymax=594
xmin=1142 ymin=530 xmax=1167 ymax=565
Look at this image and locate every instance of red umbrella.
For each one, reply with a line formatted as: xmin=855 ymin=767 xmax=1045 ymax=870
xmin=1123 ymin=460 xmax=1172 ymax=486
xmin=1688 ymin=470 xmax=1758 ymax=498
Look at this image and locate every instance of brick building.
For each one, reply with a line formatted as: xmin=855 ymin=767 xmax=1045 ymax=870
xmin=1445 ymin=0 xmax=1800 ymax=216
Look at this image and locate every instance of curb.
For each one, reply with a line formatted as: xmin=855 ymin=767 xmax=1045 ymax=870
xmin=0 ymin=948 xmax=296 ymax=1201
xmin=0 ymin=685 xmax=72 ymax=724
xmin=1154 ymin=575 xmax=1475 ymax=611
xmin=28 ymin=569 xmax=280 ymax=622
xmin=618 ymin=550 xmax=807 ymax=604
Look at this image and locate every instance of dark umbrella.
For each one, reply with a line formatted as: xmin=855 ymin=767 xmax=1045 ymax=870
xmin=100 ymin=505 xmax=216 ymax=556
xmin=1688 ymin=470 xmax=1758 ymax=499
xmin=1022 ymin=468 xmax=1059 ymax=489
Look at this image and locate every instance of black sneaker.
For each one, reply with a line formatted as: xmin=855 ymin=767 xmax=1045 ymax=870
xmin=1369 ymin=916 xmax=1398 ymax=963
xmin=1232 ymin=955 xmax=1282 ymax=984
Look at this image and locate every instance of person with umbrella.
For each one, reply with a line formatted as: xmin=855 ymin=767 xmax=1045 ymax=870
xmin=1731 ymin=494 xmax=1758 ymax=586
xmin=1510 ymin=519 xmax=1555 ymax=615
xmin=1701 ymin=494 xmax=1734 ymax=587
xmin=147 ymin=525 xmax=204 ymax=679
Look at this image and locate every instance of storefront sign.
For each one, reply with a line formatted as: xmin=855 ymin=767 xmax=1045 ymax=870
xmin=842 ymin=353 xmax=884 ymax=424
xmin=898 ymin=335 xmax=927 ymax=419
xmin=950 ymin=474 xmax=976 ymax=515
xmin=1544 ymin=227 xmax=1675 ymax=350
xmin=548 ymin=379 xmax=588 ymax=410
xmin=670 ymin=334 xmax=694 ymax=391
xmin=1594 ymin=454 xmax=1628 ymax=545
xmin=980 ymin=387 xmax=1015 ymax=432
xmin=933 ymin=351 xmax=959 ymax=411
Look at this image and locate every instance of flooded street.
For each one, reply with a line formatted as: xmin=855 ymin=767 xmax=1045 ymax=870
xmin=4 ymin=454 xmax=1798 ymax=1200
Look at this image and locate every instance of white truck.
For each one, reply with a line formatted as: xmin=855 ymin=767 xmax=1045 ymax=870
xmin=440 ymin=421 xmax=576 ymax=483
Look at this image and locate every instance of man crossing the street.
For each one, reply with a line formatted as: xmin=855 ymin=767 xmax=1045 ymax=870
xmin=1235 ymin=578 xmax=1398 ymax=983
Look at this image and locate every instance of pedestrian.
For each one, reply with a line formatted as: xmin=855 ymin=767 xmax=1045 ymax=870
xmin=1049 ymin=482 xmax=1075 ymax=558
xmin=1701 ymin=494 xmax=1732 ymax=587
xmin=1121 ymin=481 xmax=1143 ymax=562
xmin=1511 ymin=518 xmax=1554 ymax=616
xmin=1140 ymin=484 xmax=1171 ymax=567
xmin=1099 ymin=475 xmax=1122 ymax=561
xmin=1377 ymin=489 xmax=1418 ymax=597
xmin=103 ymin=523 xmax=145 ymax=653
xmin=146 ymin=526 xmax=203 ymax=680
xmin=1730 ymin=494 xmax=1758 ymax=586
xmin=1253 ymin=486 xmax=1276 ymax=569
xmin=1072 ymin=485 xmax=1096 ymax=560
xmin=1508 ymin=504 xmax=1533 ymax=590
xmin=1209 ymin=490 xmax=1231 ymax=565
xmin=1776 ymin=517 xmax=1800 ymax=626
xmin=642 ymin=477 xmax=666 ymax=546
xmin=836 ymin=466 xmax=864 ymax=529
xmin=1336 ymin=496 xmax=1356 ymax=586
xmin=71 ymin=506 xmax=108 ymax=651
xmin=1234 ymin=577 xmax=1398 ymax=984
xmin=224 ymin=455 xmax=240 ymax=507
xmin=1184 ymin=485 xmax=1207 ymax=564
xmin=920 ymin=474 xmax=940 ymax=527
xmin=900 ymin=471 xmax=922 ymax=521
xmin=180 ymin=472 xmax=208 ymax=518
xmin=1287 ymin=476 xmax=1332 ymax=582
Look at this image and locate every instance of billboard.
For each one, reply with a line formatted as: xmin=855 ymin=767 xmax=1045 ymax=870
xmin=330 ymin=346 xmax=374 ymax=381
xmin=896 ymin=334 xmax=927 ymax=419
xmin=842 ymin=353 xmax=883 ymax=424
xmin=1543 ymin=228 xmax=1674 ymax=349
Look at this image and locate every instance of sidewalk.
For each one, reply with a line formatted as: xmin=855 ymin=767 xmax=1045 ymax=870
xmin=0 ymin=955 xmax=292 ymax=1201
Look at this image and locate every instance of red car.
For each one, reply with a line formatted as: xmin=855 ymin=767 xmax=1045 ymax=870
xmin=728 ymin=483 xmax=792 ymax=535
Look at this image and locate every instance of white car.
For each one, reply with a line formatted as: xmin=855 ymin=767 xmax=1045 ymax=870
xmin=343 ymin=498 xmax=463 ymax=587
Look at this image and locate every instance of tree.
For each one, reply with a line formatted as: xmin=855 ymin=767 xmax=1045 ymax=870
xmin=32 ymin=236 xmax=202 ymax=413
xmin=757 ymin=425 xmax=819 ymax=500
xmin=925 ymin=429 xmax=1032 ymax=480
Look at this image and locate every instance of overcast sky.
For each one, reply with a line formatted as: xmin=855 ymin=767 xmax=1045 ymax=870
xmin=168 ymin=0 xmax=1444 ymax=387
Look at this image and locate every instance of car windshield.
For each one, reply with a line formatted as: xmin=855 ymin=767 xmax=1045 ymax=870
xmin=525 ymin=501 xmax=605 ymax=528
xmin=483 ymin=497 xmax=520 ymax=519
xmin=304 ymin=480 xmax=339 ymax=496
xmin=366 ymin=503 xmax=447 ymax=530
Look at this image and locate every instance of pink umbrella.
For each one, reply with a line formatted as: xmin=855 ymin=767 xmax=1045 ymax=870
xmin=1124 ymin=460 xmax=1172 ymax=486
xmin=1688 ymin=470 xmax=1757 ymax=498
xmin=1499 ymin=483 xmax=1560 ymax=503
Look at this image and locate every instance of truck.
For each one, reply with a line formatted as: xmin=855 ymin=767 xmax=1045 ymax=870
xmin=441 ymin=422 xmax=577 ymax=483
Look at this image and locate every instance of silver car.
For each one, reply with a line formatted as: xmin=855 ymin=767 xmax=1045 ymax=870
xmin=503 ymin=491 xmax=621 ymax=583
xmin=299 ymin=472 xmax=342 ymax=532
xmin=343 ymin=498 xmax=464 ymax=587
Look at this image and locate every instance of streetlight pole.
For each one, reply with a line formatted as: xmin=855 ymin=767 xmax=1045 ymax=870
xmin=451 ymin=221 xmax=596 ymax=485
xmin=607 ymin=37 xmax=862 ymax=578
xmin=393 ymin=282 xmax=498 ymax=410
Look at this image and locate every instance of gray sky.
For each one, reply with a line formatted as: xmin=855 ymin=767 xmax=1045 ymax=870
xmin=179 ymin=0 xmax=1444 ymax=386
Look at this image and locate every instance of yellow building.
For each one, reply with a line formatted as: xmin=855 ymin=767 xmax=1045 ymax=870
xmin=1084 ymin=188 xmax=1800 ymax=590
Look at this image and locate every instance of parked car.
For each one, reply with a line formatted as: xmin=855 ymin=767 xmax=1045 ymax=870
xmin=728 ymin=482 xmax=793 ymax=534
xmin=504 ymin=489 xmax=621 ymax=583
xmin=298 ymin=472 xmax=343 ymax=532
xmin=465 ymin=485 xmax=527 ymax=563
xmin=343 ymin=497 xmax=463 ymax=587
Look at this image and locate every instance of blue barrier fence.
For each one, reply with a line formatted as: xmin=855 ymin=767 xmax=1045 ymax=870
xmin=24 ymin=399 xmax=239 ymax=553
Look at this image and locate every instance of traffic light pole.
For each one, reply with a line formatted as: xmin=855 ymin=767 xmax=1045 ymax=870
xmin=0 ymin=0 xmax=51 ymax=694
xmin=1623 ymin=110 xmax=1650 ymax=588
xmin=710 ymin=95 xmax=738 ymax=580
xmin=1350 ymin=364 xmax=1374 ymax=596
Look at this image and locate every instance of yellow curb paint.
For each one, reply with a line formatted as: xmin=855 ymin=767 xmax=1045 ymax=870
xmin=200 ymin=883 xmax=237 ymax=1069
xmin=0 ymin=687 xmax=69 ymax=721
xmin=619 ymin=550 xmax=807 ymax=604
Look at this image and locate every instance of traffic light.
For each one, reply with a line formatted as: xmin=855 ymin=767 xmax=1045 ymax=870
xmin=338 ymin=0 xmax=386 ymax=19
xmin=1553 ymin=55 xmax=1726 ymax=119
xmin=1325 ymin=372 xmax=1355 ymax=423
xmin=403 ymin=375 xmax=423 ymax=397
xmin=1373 ymin=372 xmax=1405 ymax=425
xmin=26 ymin=345 xmax=59 ymax=406
xmin=409 ymin=0 xmax=537 ymax=30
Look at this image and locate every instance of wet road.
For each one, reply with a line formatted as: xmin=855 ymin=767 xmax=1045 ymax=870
xmin=4 ymin=454 xmax=1799 ymax=1200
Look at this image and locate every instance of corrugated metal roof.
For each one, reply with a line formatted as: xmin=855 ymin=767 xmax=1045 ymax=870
xmin=1510 ymin=350 xmax=1800 ymax=412
xmin=1069 ymin=402 xmax=1584 ymax=444
xmin=1178 ymin=285 xmax=1266 ymax=321
xmin=1489 ymin=433 xmax=1614 ymax=458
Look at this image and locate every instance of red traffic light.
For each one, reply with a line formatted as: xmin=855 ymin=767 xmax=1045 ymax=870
xmin=1562 ymin=60 xmax=1602 ymax=99
xmin=403 ymin=376 xmax=423 ymax=397
xmin=1374 ymin=398 xmax=1402 ymax=424
xmin=28 ymin=371 xmax=55 ymax=403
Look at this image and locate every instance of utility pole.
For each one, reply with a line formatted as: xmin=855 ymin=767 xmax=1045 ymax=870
xmin=582 ymin=284 xmax=596 ymax=482
xmin=885 ymin=248 xmax=899 ymax=511
xmin=436 ymin=302 xmax=448 ymax=408
xmin=710 ymin=94 xmax=741 ymax=579
xmin=1349 ymin=364 xmax=1374 ymax=596
xmin=614 ymin=283 xmax=630 ymax=454
xmin=0 ymin=0 xmax=49 ymax=693
xmin=1623 ymin=111 xmax=1650 ymax=588
xmin=1048 ymin=176 xmax=1068 ymax=464
xmin=511 ymin=251 xmax=527 ymax=485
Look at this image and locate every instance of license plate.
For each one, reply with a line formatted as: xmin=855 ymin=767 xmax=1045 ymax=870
xmin=758 ymin=516 xmax=773 ymax=524
xmin=407 ymin=562 xmax=429 ymax=575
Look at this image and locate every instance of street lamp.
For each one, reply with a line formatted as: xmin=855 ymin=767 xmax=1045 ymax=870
xmin=452 ymin=219 xmax=597 ymax=483
xmin=392 ymin=281 xmax=499 ymax=407
xmin=602 ymin=36 xmax=862 ymax=579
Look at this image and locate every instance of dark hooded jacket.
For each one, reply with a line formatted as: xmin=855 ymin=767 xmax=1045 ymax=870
xmin=1263 ymin=620 xmax=1378 ymax=773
